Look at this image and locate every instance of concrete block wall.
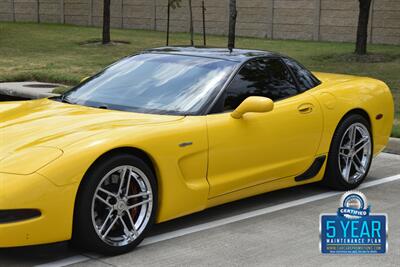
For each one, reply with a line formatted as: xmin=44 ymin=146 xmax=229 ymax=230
xmin=0 ymin=0 xmax=399 ymax=45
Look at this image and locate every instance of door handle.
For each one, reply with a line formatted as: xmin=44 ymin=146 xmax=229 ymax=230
xmin=298 ymin=103 xmax=314 ymax=114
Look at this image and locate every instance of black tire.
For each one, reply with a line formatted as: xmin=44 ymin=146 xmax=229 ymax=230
xmin=71 ymin=154 xmax=157 ymax=255
xmin=322 ymin=114 xmax=373 ymax=190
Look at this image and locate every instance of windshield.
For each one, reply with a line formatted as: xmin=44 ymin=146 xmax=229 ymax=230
xmin=61 ymin=54 xmax=236 ymax=115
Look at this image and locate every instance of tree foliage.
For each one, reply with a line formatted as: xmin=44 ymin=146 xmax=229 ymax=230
xmin=169 ymin=0 xmax=182 ymax=9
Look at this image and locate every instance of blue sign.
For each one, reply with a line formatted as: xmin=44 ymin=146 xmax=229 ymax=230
xmin=320 ymin=191 xmax=387 ymax=254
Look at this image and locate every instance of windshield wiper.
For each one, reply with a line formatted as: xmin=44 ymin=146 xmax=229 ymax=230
xmin=61 ymin=98 xmax=74 ymax=104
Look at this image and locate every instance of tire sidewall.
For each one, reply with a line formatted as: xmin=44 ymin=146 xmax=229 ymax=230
xmin=325 ymin=114 xmax=373 ymax=190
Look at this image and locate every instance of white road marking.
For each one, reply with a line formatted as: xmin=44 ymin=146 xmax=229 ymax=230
xmin=141 ymin=173 xmax=400 ymax=246
xmin=35 ymin=255 xmax=90 ymax=267
xmin=35 ymin=172 xmax=400 ymax=267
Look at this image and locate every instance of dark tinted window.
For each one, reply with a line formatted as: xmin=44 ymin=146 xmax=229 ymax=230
xmin=283 ymin=57 xmax=320 ymax=91
xmin=61 ymin=54 xmax=235 ymax=115
xmin=223 ymin=58 xmax=298 ymax=111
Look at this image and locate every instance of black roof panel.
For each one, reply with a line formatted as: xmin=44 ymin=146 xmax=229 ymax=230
xmin=143 ymin=47 xmax=280 ymax=62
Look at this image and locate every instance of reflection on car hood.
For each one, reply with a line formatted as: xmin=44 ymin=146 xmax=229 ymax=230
xmin=0 ymin=98 xmax=184 ymax=154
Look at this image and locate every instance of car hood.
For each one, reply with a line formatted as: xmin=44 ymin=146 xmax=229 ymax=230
xmin=0 ymin=98 xmax=184 ymax=154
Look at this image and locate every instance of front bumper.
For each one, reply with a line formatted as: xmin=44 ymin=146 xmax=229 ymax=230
xmin=0 ymin=172 xmax=78 ymax=247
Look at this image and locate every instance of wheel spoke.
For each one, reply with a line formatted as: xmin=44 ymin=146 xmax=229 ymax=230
xmin=95 ymin=194 xmax=112 ymax=208
xmin=118 ymin=168 xmax=127 ymax=196
xmin=348 ymin=126 xmax=354 ymax=147
xmin=102 ymin=216 xmax=119 ymax=239
xmin=125 ymin=174 xmax=131 ymax=197
xmin=127 ymin=191 xmax=151 ymax=200
xmin=350 ymin=126 xmax=357 ymax=147
xmin=353 ymin=154 xmax=366 ymax=173
xmin=354 ymin=139 xmax=370 ymax=154
xmin=128 ymin=199 xmax=151 ymax=210
xmin=99 ymin=209 xmax=114 ymax=233
xmin=125 ymin=210 xmax=139 ymax=237
xmin=119 ymin=216 xmax=133 ymax=237
xmin=98 ymin=187 xmax=117 ymax=198
xmin=354 ymin=136 xmax=369 ymax=148
xmin=343 ymin=156 xmax=353 ymax=181
xmin=340 ymin=147 xmax=350 ymax=153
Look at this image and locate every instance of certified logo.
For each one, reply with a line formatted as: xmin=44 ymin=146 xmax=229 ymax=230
xmin=338 ymin=191 xmax=369 ymax=219
xmin=320 ymin=191 xmax=387 ymax=254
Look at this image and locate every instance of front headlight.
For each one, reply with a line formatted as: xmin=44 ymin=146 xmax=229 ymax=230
xmin=0 ymin=147 xmax=63 ymax=175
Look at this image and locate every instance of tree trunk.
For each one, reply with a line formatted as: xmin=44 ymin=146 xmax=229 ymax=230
xmin=355 ymin=0 xmax=372 ymax=55
xmin=167 ymin=0 xmax=170 ymax=46
xmin=202 ymin=0 xmax=206 ymax=46
xmin=228 ymin=0 xmax=237 ymax=51
xmin=102 ymin=0 xmax=111 ymax=44
xmin=188 ymin=0 xmax=194 ymax=46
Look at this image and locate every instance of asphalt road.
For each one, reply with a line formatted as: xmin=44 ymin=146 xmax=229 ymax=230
xmin=0 ymin=152 xmax=399 ymax=267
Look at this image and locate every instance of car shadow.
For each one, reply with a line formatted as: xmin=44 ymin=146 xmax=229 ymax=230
xmin=0 ymin=242 xmax=80 ymax=266
xmin=0 ymin=183 xmax=327 ymax=266
xmin=149 ymin=183 xmax=328 ymax=236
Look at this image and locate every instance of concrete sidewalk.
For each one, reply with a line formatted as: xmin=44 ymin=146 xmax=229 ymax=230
xmin=0 ymin=82 xmax=60 ymax=99
xmin=386 ymin=138 xmax=400 ymax=155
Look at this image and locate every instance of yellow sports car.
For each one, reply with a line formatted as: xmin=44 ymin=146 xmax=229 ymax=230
xmin=0 ymin=47 xmax=393 ymax=254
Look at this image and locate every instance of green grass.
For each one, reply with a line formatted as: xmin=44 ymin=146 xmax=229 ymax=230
xmin=0 ymin=22 xmax=399 ymax=137
xmin=52 ymin=85 xmax=71 ymax=94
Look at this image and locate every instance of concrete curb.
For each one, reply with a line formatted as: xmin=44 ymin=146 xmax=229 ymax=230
xmin=384 ymin=137 xmax=400 ymax=155
xmin=0 ymin=82 xmax=60 ymax=99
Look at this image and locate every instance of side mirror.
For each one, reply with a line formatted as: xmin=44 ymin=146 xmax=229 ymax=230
xmin=231 ymin=96 xmax=274 ymax=119
xmin=80 ymin=76 xmax=90 ymax=83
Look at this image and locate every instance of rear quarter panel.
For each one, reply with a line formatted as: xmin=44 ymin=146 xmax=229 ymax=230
xmin=311 ymin=72 xmax=394 ymax=156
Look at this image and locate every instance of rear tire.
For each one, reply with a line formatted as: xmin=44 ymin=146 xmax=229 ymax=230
xmin=322 ymin=114 xmax=372 ymax=190
xmin=72 ymin=154 xmax=157 ymax=255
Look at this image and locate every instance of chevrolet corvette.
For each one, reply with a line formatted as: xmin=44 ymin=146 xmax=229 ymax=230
xmin=0 ymin=47 xmax=393 ymax=254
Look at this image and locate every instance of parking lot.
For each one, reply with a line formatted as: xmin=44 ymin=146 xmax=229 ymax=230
xmin=0 ymin=152 xmax=399 ymax=267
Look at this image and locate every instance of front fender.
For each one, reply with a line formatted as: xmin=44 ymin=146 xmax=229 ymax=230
xmin=37 ymin=116 xmax=210 ymax=223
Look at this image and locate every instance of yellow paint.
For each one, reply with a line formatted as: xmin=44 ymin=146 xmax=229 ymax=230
xmin=80 ymin=76 xmax=90 ymax=83
xmin=231 ymin=96 xmax=274 ymax=119
xmin=0 ymin=72 xmax=393 ymax=247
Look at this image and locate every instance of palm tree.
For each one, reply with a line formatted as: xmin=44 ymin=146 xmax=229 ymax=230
xmin=228 ymin=0 xmax=237 ymax=51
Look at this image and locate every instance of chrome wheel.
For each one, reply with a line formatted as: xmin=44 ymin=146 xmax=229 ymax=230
xmin=91 ymin=165 xmax=153 ymax=247
xmin=338 ymin=123 xmax=372 ymax=184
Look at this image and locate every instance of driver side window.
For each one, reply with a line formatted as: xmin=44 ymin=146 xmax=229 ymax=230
xmin=222 ymin=58 xmax=298 ymax=111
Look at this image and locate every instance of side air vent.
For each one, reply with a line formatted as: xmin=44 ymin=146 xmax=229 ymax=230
xmin=0 ymin=209 xmax=41 ymax=224
xmin=295 ymin=156 xmax=326 ymax=182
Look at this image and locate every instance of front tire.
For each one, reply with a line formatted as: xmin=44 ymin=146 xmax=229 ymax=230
xmin=72 ymin=154 xmax=157 ymax=254
xmin=322 ymin=114 xmax=373 ymax=190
